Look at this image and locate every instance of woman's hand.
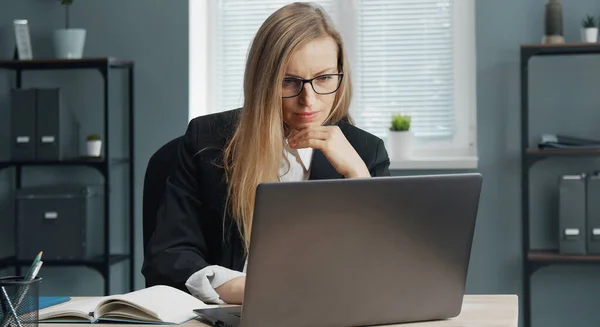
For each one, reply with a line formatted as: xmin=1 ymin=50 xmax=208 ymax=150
xmin=215 ymin=276 xmax=246 ymax=304
xmin=288 ymin=126 xmax=370 ymax=178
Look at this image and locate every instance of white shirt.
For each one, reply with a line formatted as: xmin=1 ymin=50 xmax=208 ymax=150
xmin=185 ymin=145 xmax=313 ymax=304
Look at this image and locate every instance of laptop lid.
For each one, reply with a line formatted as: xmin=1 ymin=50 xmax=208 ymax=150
xmin=239 ymin=173 xmax=482 ymax=327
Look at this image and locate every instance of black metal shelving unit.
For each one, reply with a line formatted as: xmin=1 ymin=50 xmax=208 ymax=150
xmin=521 ymin=43 xmax=600 ymax=327
xmin=0 ymin=57 xmax=135 ymax=296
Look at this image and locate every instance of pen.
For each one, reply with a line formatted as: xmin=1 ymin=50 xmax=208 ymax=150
xmin=0 ymin=252 xmax=43 ymax=327
xmin=30 ymin=261 xmax=43 ymax=280
xmin=24 ymin=251 xmax=43 ymax=281
xmin=10 ymin=261 xmax=43 ymax=311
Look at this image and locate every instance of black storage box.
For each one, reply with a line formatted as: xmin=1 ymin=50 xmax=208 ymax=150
xmin=10 ymin=88 xmax=37 ymax=161
xmin=16 ymin=185 xmax=104 ymax=261
xmin=9 ymin=88 xmax=80 ymax=161
xmin=558 ymin=174 xmax=587 ymax=255
xmin=35 ymin=88 xmax=80 ymax=161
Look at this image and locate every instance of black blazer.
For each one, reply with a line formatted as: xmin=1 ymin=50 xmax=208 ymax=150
xmin=141 ymin=108 xmax=391 ymax=292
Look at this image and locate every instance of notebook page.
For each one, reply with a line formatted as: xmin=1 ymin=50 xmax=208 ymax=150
xmin=39 ymin=297 xmax=105 ymax=321
xmin=114 ymin=285 xmax=211 ymax=324
xmin=97 ymin=303 xmax=157 ymax=322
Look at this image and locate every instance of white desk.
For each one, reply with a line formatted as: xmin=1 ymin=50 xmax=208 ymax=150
xmin=39 ymin=294 xmax=518 ymax=327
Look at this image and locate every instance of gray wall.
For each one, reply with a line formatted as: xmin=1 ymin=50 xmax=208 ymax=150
xmin=466 ymin=0 xmax=600 ymax=326
xmin=2 ymin=0 xmax=600 ymax=326
xmin=0 ymin=0 xmax=189 ymax=295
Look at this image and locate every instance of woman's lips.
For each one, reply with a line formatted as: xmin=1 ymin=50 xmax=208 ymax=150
xmin=295 ymin=111 xmax=319 ymax=122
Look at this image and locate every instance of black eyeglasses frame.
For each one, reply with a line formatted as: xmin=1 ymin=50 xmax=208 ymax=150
xmin=281 ymin=73 xmax=344 ymax=98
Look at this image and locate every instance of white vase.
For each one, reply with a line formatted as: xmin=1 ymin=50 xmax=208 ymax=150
xmin=388 ymin=131 xmax=412 ymax=160
xmin=581 ymin=27 xmax=598 ymax=43
xmin=53 ymin=28 xmax=86 ymax=59
xmin=87 ymin=140 xmax=102 ymax=157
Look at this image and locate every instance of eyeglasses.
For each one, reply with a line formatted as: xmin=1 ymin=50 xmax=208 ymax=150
xmin=281 ymin=73 xmax=344 ymax=98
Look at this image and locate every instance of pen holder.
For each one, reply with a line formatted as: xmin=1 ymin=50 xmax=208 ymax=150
xmin=0 ymin=276 xmax=41 ymax=327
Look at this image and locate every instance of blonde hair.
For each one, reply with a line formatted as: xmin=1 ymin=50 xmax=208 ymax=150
xmin=223 ymin=2 xmax=353 ymax=252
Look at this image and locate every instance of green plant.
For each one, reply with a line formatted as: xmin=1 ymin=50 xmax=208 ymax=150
xmin=60 ymin=0 xmax=73 ymax=29
xmin=390 ymin=114 xmax=411 ymax=132
xmin=582 ymin=15 xmax=597 ymax=28
xmin=87 ymin=134 xmax=101 ymax=141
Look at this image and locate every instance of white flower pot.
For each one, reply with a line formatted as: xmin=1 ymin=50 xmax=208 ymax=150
xmin=388 ymin=131 xmax=412 ymax=160
xmin=581 ymin=27 xmax=598 ymax=43
xmin=53 ymin=28 xmax=86 ymax=59
xmin=87 ymin=140 xmax=102 ymax=157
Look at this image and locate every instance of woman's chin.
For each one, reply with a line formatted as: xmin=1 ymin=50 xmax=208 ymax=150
xmin=289 ymin=117 xmax=326 ymax=130
xmin=289 ymin=122 xmax=313 ymax=131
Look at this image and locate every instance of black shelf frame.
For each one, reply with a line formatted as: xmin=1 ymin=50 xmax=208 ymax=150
xmin=520 ymin=43 xmax=600 ymax=327
xmin=0 ymin=254 xmax=130 ymax=272
xmin=0 ymin=57 xmax=135 ymax=296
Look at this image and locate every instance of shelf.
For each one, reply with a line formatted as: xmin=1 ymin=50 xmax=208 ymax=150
xmin=0 ymin=157 xmax=130 ymax=170
xmin=0 ymin=254 xmax=130 ymax=269
xmin=521 ymin=43 xmax=600 ymax=57
xmin=528 ymin=250 xmax=600 ymax=263
xmin=0 ymin=56 xmax=135 ymax=295
xmin=516 ymin=40 xmax=600 ymax=327
xmin=17 ymin=254 xmax=131 ymax=267
xmin=526 ymin=148 xmax=600 ymax=157
xmin=0 ymin=57 xmax=133 ymax=70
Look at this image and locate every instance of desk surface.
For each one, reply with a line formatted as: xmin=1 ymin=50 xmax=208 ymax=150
xmin=39 ymin=294 xmax=518 ymax=327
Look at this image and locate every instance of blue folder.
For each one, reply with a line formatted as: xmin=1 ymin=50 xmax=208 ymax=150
xmin=39 ymin=296 xmax=71 ymax=310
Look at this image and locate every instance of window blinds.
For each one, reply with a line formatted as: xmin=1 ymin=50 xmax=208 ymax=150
xmin=353 ymin=0 xmax=455 ymax=140
xmin=215 ymin=0 xmax=455 ymax=142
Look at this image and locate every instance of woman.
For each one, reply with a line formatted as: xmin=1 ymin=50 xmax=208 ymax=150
xmin=142 ymin=2 xmax=390 ymax=305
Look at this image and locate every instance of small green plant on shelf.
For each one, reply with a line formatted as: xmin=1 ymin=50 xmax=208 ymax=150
xmin=86 ymin=134 xmax=102 ymax=157
xmin=390 ymin=114 xmax=411 ymax=132
xmin=581 ymin=14 xmax=599 ymax=43
xmin=388 ymin=114 xmax=413 ymax=160
xmin=87 ymin=134 xmax=100 ymax=141
xmin=582 ymin=15 xmax=598 ymax=28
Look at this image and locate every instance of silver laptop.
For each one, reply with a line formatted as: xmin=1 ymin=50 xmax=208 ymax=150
xmin=194 ymin=173 xmax=482 ymax=327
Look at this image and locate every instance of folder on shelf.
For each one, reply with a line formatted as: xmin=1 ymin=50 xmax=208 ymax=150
xmin=9 ymin=88 xmax=37 ymax=161
xmin=587 ymin=173 xmax=600 ymax=254
xmin=35 ymin=88 xmax=79 ymax=161
xmin=558 ymin=174 xmax=587 ymax=255
xmin=539 ymin=133 xmax=600 ymax=150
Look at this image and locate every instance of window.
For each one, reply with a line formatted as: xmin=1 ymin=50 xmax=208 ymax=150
xmin=190 ymin=0 xmax=477 ymax=169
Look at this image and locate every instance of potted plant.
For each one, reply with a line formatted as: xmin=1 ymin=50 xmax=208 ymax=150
xmin=581 ymin=14 xmax=598 ymax=43
xmin=388 ymin=114 xmax=412 ymax=160
xmin=86 ymin=134 xmax=102 ymax=157
xmin=53 ymin=0 xmax=86 ymax=59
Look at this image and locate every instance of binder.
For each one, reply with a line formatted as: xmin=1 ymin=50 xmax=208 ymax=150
xmin=587 ymin=173 xmax=600 ymax=254
xmin=9 ymin=89 xmax=36 ymax=161
xmin=35 ymin=88 xmax=79 ymax=161
xmin=558 ymin=174 xmax=587 ymax=255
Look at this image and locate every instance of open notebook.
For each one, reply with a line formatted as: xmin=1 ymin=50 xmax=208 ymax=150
xmin=38 ymin=285 xmax=215 ymax=324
